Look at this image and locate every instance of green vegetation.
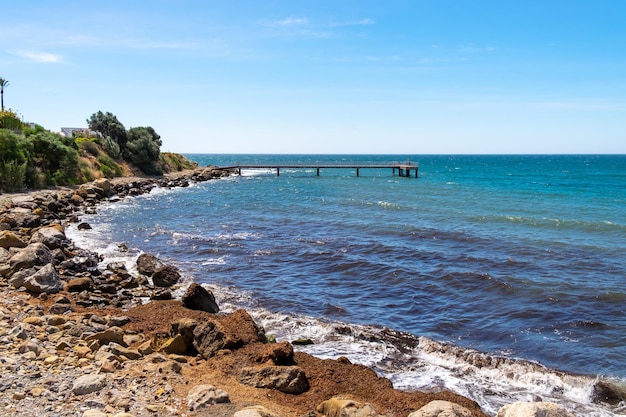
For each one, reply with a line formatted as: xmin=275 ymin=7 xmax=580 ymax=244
xmin=0 ymin=103 xmax=196 ymax=193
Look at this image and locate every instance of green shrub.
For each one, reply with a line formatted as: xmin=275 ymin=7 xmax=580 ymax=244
xmin=97 ymin=154 xmax=124 ymax=178
xmin=0 ymin=110 xmax=23 ymax=130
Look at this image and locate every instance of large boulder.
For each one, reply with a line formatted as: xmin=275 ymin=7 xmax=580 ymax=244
xmin=192 ymin=309 xmax=264 ymax=359
xmin=136 ymin=253 xmax=162 ymax=276
xmin=182 ymin=283 xmax=219 ymax=313
xmin=93 ymin=178 xmax=112 ymax=196
xmin=30 ymin=226 xmax=67 ymax=249
xmin=0 ymin=230 xmax=27 ymax=249
xmin=152 ymin=265 xmax=181 ymax=287
xmin=408 ymin=400 xmax=474 ymax=417
xmin=496 ymin=402 xmax=575 ymax=417
xmin=5 ymin=207 xmax=41 ymax=228
xmin=23 ymin=263 xmax=63 ymax=294
xmin=9 ymin=243 xmax=53 ymax=274
xmin=239 ymin=365 xmax=309 ymax=394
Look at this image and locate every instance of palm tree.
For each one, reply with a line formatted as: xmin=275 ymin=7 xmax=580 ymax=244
xmin=0 ymin=78 xmax=9 ymax=111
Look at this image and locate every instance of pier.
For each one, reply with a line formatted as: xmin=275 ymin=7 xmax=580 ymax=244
xmin=217 ymin=162 xmax=419 ymax=178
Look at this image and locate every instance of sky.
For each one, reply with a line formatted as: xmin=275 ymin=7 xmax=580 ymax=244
xmin=1 ymin=1 xmax=625 ymax=154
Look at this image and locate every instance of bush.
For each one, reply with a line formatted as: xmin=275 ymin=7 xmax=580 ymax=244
xmin=0 ymin=129 xmax=29 ymax=192
xmin=0 ymin=110 xmax=23 ymax=131
xmin=77 ymin=138 xmax=100 ymax=156
xmin=28 ymin=131 xmax=79 ymax=186
xmin=97 ymin=154 xmax=124 ymax=178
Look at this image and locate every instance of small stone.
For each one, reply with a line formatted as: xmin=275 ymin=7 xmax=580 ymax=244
xmin=82 ymin=410 xmax=108 ymax=417
xmin=234 ymin=406 xmax=281 ymax=417
xmin=72 ymin=374 xmax=107 ymax=395
xmin=49 ymin=303 xmax=72 ymax=315
xmin=85 ymin=327 xmax=126 ymax=347
xmin=12 ymin=391 xmax=26 ymax=400
xmin=409 ymin=400 xmax=474 ymax=417
xmin=187 ymin=384 xmax=230 ymax=411
xmin=18 ymin=340 xmax=41 ymax=356
xmin=23 ymin=316 xmax=46 ymax=325
xmin=47 ymin=315 xmax=67 ymax=326
xmin=43 ymin=355 xmax=59 ymax=365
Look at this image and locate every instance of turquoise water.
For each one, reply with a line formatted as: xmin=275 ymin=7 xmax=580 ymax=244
xmin=68 ymin=154 xmax=626 ymax=415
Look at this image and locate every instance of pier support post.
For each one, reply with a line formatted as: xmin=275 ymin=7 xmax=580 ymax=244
xmin=317 ymin=168 xmax=320 ymax=176
xmin=277 ymin=167 xmax=280 ymax=177
xmin=356 ymin=168 xmax=360 ymax=177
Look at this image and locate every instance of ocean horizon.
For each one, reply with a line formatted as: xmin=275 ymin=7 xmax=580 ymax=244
xmin=67 ymin=154 xmax=626 ymax=416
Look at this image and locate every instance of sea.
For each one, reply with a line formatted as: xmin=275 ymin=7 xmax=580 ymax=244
xmin=66 ymin=154 xmax=626 ymax=416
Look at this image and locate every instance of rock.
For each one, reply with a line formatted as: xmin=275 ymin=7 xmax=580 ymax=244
xmin=23 ymin=263 xmax=63 ymax=294
xmin=152 ymin=264 xmax=181 ymax=287
xmin=29 ymin=226 xmax=67 ymax=249
xmin=108 ymin=342 xmax=143 ymax=360
xmin=72 ymin=374 xmax=107 ymax=395
xmin=93 ymin=178 xmax=112 ymax=196
xmin=159 ymin=334 xmax=188 ymax=355
xmin=181 ymin=283 xmax=219 ymax=313
xmin=408 ymin=400 xmax=474 ymax=417
xmin=234 ymin=405 xmax=280 ymax=417
xmin=0 ymin=246 xmax=9 ymax=262
xmin=9 ymin=242 xmax=53 ymax=273
xmin=150 ymin=288 xmax=172 ymax=300
xmin=0 ymin=230 xmax=27 ymax=249
xmin=317 ymin=398 xmax=381 ymax=417
xmin=292 ymin=338 xmax=314 ymax=346
xmin=9 ymin=267 xmax=37 ymax=289
xmin=239 ymin=365 xmax=309 ymax=394
xmin=255 ymin=341 xmax=294 ymax=366
xmin=592 ymin=379 xmax=626 ymax=405
xmin=18 ymin=340 xmax=41 ymax=357
xmin=77 ymin=222 xmax=92 ymax=230
xmin=67 ymin=277 xmax=94 ymax=292
xmin=49 ymin=302 xmax=72 ymax=315
xmin=193 ymin=309 xmax=264 ymax=359
xmin=82 ymin=410 xmax=108 ymax=417
xmin=171 ymin=318 xmax=199 ymax=348
xmin=187 ymin=384 xmax=230 ymax=411
xmin=136 ymin=253 xmax=162 ymax=276
xmin=85 ymin=326 xmax=127 ymax=347
xmin=496 ymin=402 xmax=575 ymax=417
xmin=107 ymin=316 xmax=131 ymax=327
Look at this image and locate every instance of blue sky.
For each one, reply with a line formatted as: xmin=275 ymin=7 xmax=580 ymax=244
xmin=2 ymin=1 xmax=625 ymax=154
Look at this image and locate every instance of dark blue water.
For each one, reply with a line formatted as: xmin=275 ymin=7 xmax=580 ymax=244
xmin=68 ymin=154 xmax=626 ymax=415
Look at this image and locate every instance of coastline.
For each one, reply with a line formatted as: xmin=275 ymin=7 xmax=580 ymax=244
xmin=0 ymin=168 xmax=591 ymax=417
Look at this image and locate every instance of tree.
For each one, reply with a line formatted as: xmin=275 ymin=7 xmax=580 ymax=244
xmin=0 ymin=78 xmax=8 ymax=111
xmin=126 ymin=126 xmax=162 ymax=174
xmin=87 ymin=111 xmax=127 ymax=153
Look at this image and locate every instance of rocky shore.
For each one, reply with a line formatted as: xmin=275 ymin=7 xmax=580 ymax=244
xmin=1 ymin=168 xmax=578 ymax=417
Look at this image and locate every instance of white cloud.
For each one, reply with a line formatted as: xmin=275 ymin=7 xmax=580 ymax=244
xmin=14 ymin=50 xmax=63 ymax=63
xmin=268 ymin=17 xmax=309 ymax=27
xmin=328 ymin=18 xmax=375 ymax=28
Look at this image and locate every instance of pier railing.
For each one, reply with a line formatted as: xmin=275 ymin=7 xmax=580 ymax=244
xmin=216 ymin=162 xmax=419 ymax=178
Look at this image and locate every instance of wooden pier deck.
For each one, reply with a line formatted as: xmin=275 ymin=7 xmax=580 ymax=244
xmin=217 ymin=162 xmax=419 ymax=178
